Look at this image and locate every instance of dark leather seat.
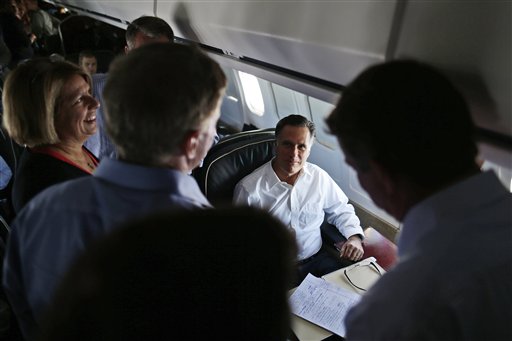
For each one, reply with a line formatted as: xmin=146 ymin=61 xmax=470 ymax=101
xmin=192 ymin=128 xmax=276 ymax=206
xmin=65 ymin=49 xmax=116 ymax=73
xmin=58 ymin=15 xmax=123 ymax=57
xmin=0 ymin=214 xmax=9 ymax=245
xmin=58 ymin=15 xmax=98 ymax=56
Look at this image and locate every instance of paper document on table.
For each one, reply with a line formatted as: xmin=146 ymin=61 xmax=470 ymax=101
xmin=289 ymin=273 xmax=362 ymax=337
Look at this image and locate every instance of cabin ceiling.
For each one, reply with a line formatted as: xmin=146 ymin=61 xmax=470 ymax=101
xmin=46 ymin=0 xmax=511 ymax=160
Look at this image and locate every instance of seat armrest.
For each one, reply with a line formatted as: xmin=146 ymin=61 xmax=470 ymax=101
xmin=331 ymin=226 xmax=398 ymax=271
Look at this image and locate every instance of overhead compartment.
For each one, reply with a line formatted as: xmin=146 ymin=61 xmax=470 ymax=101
xmin=46 ymin=0 xmax=155 ymax=29
xmin=156 ymin=1 xmax=397 ymax=87
xmin=394 ymin=1 xmax=512 ymax=149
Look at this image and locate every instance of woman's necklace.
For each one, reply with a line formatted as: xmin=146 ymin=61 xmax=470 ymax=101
xmin=51 ymin=145 xmax=96 ymax=171
xmin=86 ymin=160 xmax=95 ymax=169
xmin=83 ymin=151 xmax=97 ymax=170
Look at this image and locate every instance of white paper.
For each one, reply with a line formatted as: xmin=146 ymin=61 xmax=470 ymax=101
xmin=289 ymin=273 xmax=362 ymax=337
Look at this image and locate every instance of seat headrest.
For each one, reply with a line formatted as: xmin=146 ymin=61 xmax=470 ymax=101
xmin=193 ymin=129 xmax=276 ymax=206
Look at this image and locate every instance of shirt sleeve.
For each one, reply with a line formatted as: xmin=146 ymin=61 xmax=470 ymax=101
xmin=322 ymin=173 xmax=364 ymax=240
xmin=2 ymin=216 xmax=37 ymax=338
xmin=92 ymin=74 xmax=117 ymax=159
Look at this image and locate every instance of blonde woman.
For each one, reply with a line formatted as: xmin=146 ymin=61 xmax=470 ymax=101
xmin=2 ymin=57 xmax=99 ymax=213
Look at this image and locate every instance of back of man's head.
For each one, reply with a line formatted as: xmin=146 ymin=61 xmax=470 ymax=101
xmin=125 ymin=16 xmax=174 ymax=50
xmin=39 ymin=207 xmax=297 ymax=341
xmin=327 ymin=59 xmax=478 ymax=188
xmin=103 ymin=43 xmax=226 ymax=165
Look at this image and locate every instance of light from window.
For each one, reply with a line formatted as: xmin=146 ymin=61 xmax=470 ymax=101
xmin=481 ymin=160 xmax=512 ymax=192
xmin=238 ymin=71 xmax=264 ymax=116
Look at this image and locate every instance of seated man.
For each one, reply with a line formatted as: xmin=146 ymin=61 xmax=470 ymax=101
xmin=38 ymin=207 xmax=297 ymax=341
xmin=233 ymin=114 xmax=364 ymax=286
xmin=24 ymin=0 xmax=60 ymax=55
xmin=78 ymin=50 xmax=97 ymax=75
xmin=3 ymin=42 xmax=226 ymax=340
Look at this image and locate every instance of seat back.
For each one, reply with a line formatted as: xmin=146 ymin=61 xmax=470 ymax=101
xmin=65 ymin=49 xmax=116 ymax=73
xmin=192 ymin=128 xmax=276 ymax=206
xmin=0 ymin=214 xmax=9 ymax=246
xmin=93 ymin=49 xmax=116 ymax=73
xmin=58 ymin=15 xmax=98 ymax=55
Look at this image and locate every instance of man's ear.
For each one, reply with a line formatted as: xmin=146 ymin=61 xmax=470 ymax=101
xmin=182 ymin=130 xmax=201 ymax=160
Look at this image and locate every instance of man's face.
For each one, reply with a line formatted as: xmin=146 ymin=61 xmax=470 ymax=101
xmin=274 ymin=125 xmax=312 ymax=177
xmin=344 ymin=152 xmax=397 ymax=219
xmin=189 ymin=97 xmax=223 ymax=170
xmin=80 ymin=56 xmax=97 ymax=75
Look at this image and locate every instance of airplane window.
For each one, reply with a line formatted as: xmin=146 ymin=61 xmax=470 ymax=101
xmin=308 ymin=97 xmax=338 ymax=150
xmin=269 ymin=83 xmax=339 ymax=150
xmin=218 ymin=67 xmax=244 ymax=132
xmin=271 ymin=83 xmax=310 ymax=120
xmin=238 ymin=71 xmax=265 ymax=116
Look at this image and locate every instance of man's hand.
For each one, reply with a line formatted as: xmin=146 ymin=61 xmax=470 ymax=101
xmin=339 ymin=235 xmax=364 ymax=261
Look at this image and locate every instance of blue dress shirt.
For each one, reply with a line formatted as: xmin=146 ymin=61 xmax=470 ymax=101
xmin=84 ymin=73 xmax=117 ymax=159
xmin=344 ymin=171 xmax=512 ymax=340
xmin=0 ymin=156 xmax=11 ymax=190
xmin=2 ymin=158 xmax=211 ymax=339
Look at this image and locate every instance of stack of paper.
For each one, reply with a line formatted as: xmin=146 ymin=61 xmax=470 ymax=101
xmin=289 ymin=273 xmax=362 ymax=337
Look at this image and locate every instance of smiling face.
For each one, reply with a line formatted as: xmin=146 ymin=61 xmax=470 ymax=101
xmin=273 ymin=125 xmax=313 ymax=179
xmin=54 ymin=74 xmax=99 ymax=145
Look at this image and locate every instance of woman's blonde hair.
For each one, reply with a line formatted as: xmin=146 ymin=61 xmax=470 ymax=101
xmin=2 ymin=57 xmax=91 ymax=147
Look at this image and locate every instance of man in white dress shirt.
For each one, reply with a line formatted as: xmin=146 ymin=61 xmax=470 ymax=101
xmin=233 ymin=114 xmax=364 ymax=286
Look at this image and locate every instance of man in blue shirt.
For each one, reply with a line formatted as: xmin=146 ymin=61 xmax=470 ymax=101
xmin=3 ymin=42 xmax=226 ymax=340
xmin=39 ymin=207 xmax=297 ymax=341
xmin=84 ymin=16 xmax=174 ymax=159
xmin=326 ymin=60 xmax=512 ymax=340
